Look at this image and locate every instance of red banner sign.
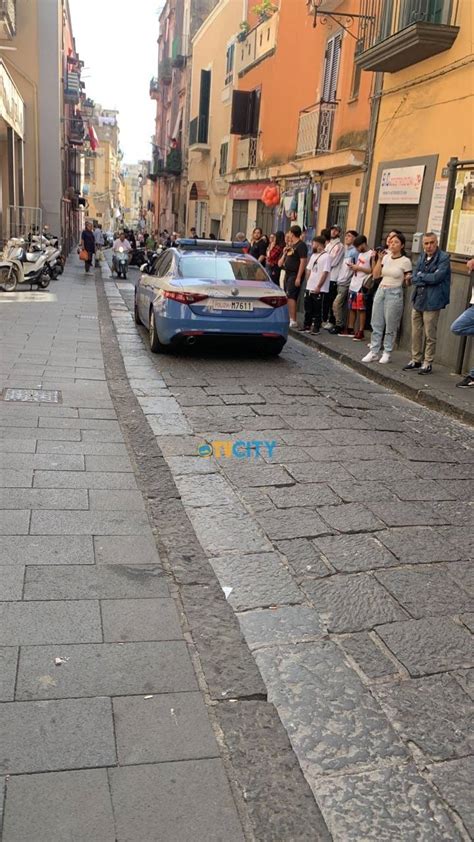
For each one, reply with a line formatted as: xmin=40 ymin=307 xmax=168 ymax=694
xmin=228 ymin=182 xmax=271 ymax=201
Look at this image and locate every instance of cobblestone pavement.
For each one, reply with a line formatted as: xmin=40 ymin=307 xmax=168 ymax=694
xmin=109 ymin=265 xmax=474 ymax=842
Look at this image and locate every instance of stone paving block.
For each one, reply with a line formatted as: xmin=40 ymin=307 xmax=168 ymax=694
xmin=262 ymin=444 xmax=312 ymax=463
xmin=88 ymin=489 xmax=145 ymax=510
xmin=147 ymin=413 xmax=193 ymax=436
xmin=0 ymin=698 xmax=116 ymax=774
xmin=34 ymin=470 xmax=137 ymax=489
xmin=256 ymin=507 xmax=332 ymax=540
xmin=94 ymin=535 xmax=160 ymax=565
xmin=79 ymin=407 xmax=117 ymax=419
xmin=187 ymin=505 xmax=272 ymax=555
xmin=109 ymin=760 xmax=245 ymax=842
xmin=385 ymin=479 xmax=459 ymax=501
xmin=175 ymin=473 xmax=240 ymax=508
xmin=369 ymin=500 xmax=468 ymax=527
xmin=0 ymin=488 xmax=88 ymax=510
xmin=305 ymin=444 xmax=394 ymax=463
xmin=36 ymin=440 xmax=127 ymax=455
xmin=0 ymin=566 xmax=24 ymax=600
xmin=345 ymin=459 xmax=419 ymax=481
xmin=223 ymin=464 xmax=295 ymax=488
xmin=0 ymin=535 xmax=94 ymax=566
xmin=211 ymin=552 xmax=303 ymax=611
xmin=428 ymin=756 xmax=474 ymax=837
xmin=0 ymin=415 xmax=39 ymax=428
xmin=113 ymin=692 xmax=218 ymax=764
xmin=0 ymin=510 xmax=30 ymax=535
xmin=0 ymin=600 xmax=102 ymax=645
xmin=276 ymin=538 xmax=331 ymax=580
xmin=430 ymin=500 xmax=473 ymax=526
xmin=101 ymin=598 xmax=181 ymax=641
xmin=373 ymin=674 xmax=473 ymax=761
xmin=30 ymin=509 xmax=151 ymax=535
xmin=1 ymin=453 xmax=85 ymax=471
xmin=166 ymin=455 xmax=218 ymax=475
xmin=238 ymin=605 xmax=326 ymax=649
xmin=0 ymin=438 xmax=37 ymax=453
xmin=0 ymin=469 xmax=33 ymax=488
xmin=303 ymin=573 xmax=407 ymax=633
xmin=1 ymin=427 xmax=83 ymax=441
xmin=80 ymin=428 xmax=125 ymax=442
xmin=16 ymin=641 xmax=197 ymax=700
xmin=375 ymin=526 xmax=463 ymax=563
xmin=38 ymin=418 xmax=121 ymax=431
xmin=24 ymin=564 xmax=168 ymax=600
xmin=437 ymin=526 xmax=474 ymax=560
xmin=84 ymin=454 xmax=133 ymax=472
xmin=0 ymin=647 xmax=18 ymax=700
xmin=376 ymin=617 xmax=474 ymax=676
xmin=318 ymin=503 xmax=386 ymax=533
xmin=460 ymin=612 xmax=474 ymax=632
xmin=2 ymin=769 xmax=115 ymax=842
xmin=376 ymin=565 xmax=474 ymax=618
xmin=327 ymin=479 xmax=397 ymax=503
xmin=255 ymin=640 xmax=406 ymax=775
xmin=407 ymin=461 xmax=474 ymax=480
xmin=314 ymin=763 xmax=461 ymax=842
xmin=339 ymin=633 xmax=401 ymax=679
xmin=314 ymin=533 xmax=398 ymax=573
xmin=267 ymin=483 xmax=342 ymax=508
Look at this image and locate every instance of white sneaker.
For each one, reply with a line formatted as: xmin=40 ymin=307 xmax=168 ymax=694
xmin=321 ymin=321 xmax=332 ymax=329
xmin=289 ymin=320 xmax=298 ymax=328
xmin=362 ymin=350 xmax=378 ymax=363
xmin=379 ymin=352 xmax=391 ymax=364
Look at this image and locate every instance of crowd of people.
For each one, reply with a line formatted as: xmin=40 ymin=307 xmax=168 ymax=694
xmin=239 ymin=223 xmax=472 ymax=388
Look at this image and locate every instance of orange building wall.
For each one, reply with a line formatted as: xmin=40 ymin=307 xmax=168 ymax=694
xmin=235 ymin=0 xmax=373 ymax=168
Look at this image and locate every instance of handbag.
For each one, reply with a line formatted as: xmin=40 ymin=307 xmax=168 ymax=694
xmin=79 ymin=249 xmax=89 ymax=261
xmin=362 ymin=274 xmax=375 ymax=291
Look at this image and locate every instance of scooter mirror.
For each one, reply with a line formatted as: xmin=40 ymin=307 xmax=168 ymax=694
xmin=140 ymin=264 xmax=149 ymax=274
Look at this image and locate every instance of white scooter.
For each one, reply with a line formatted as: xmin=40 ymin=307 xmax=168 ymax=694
xmin=0 ymin=238 xmax=51 ymax=292
xmin=112 ymin=246 xmax=129 ymax=279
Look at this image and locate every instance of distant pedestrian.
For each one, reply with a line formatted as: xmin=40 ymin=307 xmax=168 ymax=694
xmin=79 ymin=221 xmax=95 ymax=273
xmin=344 ymin=235 xmax=374 ymax=339
xmin=279 ymin=225 xmax=308 ymax=328
xmin=450 ymin=257 xmax=474 ymax=388
xmin=402 ymin=232 xmax=451 ymax=375
xmin=322 ymin=225 xmax=345 ymax=328
xmin=363 ymin=232 xmax=412 ymax=365
xmin=93 ymin=223 xmax=104 ymax=266
xmin=329 ymin=229 xmax=358 ymax=334
xmin=302 ymin=236 xmax=331 ymax=334
xmin=190 ymin=227 xmax=197 ymax=238
xmin=266 ymin=231 xmax=285 ymax=285
xmin=249 ymin=227 xmax=267 ymax=264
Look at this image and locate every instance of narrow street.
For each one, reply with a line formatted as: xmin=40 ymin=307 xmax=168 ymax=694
xmin=1 ymin=259 xmax=471 ymax=840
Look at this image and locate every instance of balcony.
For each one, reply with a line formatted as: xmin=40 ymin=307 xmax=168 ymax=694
xmin=171 ymin=35 xmax=186 ymax=69
xmin=149 ymin=77 xmax=160 ymax=99
xmin=235 ymin=12 xmax=278 ymax=77
xmin=189 ymin=116 xmax=210 ymax=149
xmin=64 ymin=71 xmax=81 ymax=105
xmin=296 ymin=101 xmax=337 ymax=157
xmin=150 ymin=149 xmax=182 ymax=179
xmin=159 ymin=57 xmax=172 ymax=84
xmin=236 ymin=136 xmax=258 ymax=169
xmin=69 ymin=115 xmax=85 ymax=146
xmin=0 ymin=0 xmax=16 ymax=38
xmin=355 ymin=0 xmax=460 ymax=73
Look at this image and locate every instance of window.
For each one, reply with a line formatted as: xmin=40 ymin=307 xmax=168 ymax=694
xmin=327 ymin=193 xmax=350 ymax=232
xmin=219 ymin=142 xmax=228 ymax=176
xmin=230 ymin=89 xmax=261 ymax=136
xmin=190 ymin=70 xmax=211 ymax=144
xmin=225 ymin=43 xmax=234 ymax=86
xmin=350 ymin=61 xmax=361 ymax=99
xmin=154 ymin=253 xmax=173 ymax=277
xmin=178 ymin=256 xmax=267 ymax=281
xmin=322 ymin=33 xmax=342 ymax=102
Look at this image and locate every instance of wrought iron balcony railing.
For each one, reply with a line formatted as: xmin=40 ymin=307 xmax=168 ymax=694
xmin=0 ymin=0 xmax=16 ymax=39
xmin=296 ymin=101 xmax=337 ymax=158
xmin=189 ymin=116 xmax=209 ymax=147
xmin=149 ymin=77 xmax=160 ymax=99
xmin=356 ymin=0 xmax=460 ymax=72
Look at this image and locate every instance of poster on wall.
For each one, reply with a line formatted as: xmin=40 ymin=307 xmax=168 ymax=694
xmin=378 ymin=165 xmax=425 ymax=204
xmin=426 ymin=180 xmax=448 ymax=238
xmin=447 ymin=169 xmax=474 ymax=256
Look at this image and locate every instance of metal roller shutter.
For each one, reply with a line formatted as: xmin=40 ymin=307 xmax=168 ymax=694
xmin=380 ymin=205 xmax=419 ymax=256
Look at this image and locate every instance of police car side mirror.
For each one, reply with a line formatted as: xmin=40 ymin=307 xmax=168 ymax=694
xmin=140 ymin=264 xmax=149 ymax=274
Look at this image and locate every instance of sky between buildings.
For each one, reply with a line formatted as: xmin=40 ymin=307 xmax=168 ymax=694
xmin=69 ymin=0 xmax=163 ymax=163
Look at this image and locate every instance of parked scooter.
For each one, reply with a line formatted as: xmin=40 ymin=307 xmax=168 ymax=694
xmin=129 ymin=247 xmax=146 ymax=268
xmin=112 ymin=247 xmax=129 ymax=279
xmin=0 ymin=238 xmax=51 ymax=291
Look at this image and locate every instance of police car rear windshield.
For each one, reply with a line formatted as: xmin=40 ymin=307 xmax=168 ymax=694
xmin=179 ymin=256 xmax=268 ymax=282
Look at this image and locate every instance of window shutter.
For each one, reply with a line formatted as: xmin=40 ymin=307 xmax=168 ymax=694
xmin=230 ymin=90 xmax=251 ymax=135
xmin=249 ymin=88 xmax=261 ymax=136
xmin=322 ymin=33 xmax=341 ymax=102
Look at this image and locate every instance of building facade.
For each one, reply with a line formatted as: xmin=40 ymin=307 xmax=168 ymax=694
xmin=84 ymin=105 xmax=123 ymax=233
xmin=357 ymin=0 xmax=473 ymax=370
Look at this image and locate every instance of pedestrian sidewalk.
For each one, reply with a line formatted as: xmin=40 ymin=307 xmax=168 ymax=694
xmin=0 ymin=262 xmax=247 ymax=840
xmin=290 ymin=326 xmax=474 ymax=425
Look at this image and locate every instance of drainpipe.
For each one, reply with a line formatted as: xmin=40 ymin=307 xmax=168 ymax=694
xmin=357 ymin=70 xmax=383 ymax=235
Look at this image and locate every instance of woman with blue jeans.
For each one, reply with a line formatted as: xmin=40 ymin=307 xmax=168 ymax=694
xmin=363 ymin=233 xmax=412 ymax=364
xmin=451 ymin=259 xmax=474 ymax=387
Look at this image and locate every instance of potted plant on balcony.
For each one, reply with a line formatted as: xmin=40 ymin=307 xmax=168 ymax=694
xmin=252 ymin=0 xmax=277 ymax=21
xmin=237 ymin=20 xmax=250 ymax=42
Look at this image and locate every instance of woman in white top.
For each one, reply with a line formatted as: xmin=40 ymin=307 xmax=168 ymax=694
xmin=363 ymin=233 xmax=412 ymax=364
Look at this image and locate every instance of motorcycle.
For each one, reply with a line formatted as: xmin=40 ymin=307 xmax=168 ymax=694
xmin=129 ymin=247 xmax=146 ymax=268
xmin=0 ymin=238 xmax=51 ymax=292
xmin=112 ymin=247 xmax=129 ymax=279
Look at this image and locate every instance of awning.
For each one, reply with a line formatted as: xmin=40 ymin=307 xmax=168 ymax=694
xmin=189 ymin=181 xmax=209 ymax=201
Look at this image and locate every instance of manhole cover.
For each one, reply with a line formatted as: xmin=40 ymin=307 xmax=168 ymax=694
xmin=78 ymin=315 xmax=98 ymax=320
xmin=2 ymin=388 xmax=62 ymax=403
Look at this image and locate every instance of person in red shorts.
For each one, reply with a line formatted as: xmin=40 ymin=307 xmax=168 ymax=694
xmin=344 ymin=235 xmax=375 ymax=340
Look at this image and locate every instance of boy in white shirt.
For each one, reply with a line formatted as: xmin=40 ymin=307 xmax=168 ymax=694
xmin=344 ymin=235 xmax=374 ymax=340
xmin=301 ymin=236 xmax=332 ymax=334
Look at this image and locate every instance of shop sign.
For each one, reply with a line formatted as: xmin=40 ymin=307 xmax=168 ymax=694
xmin=228 ymin=182 xmax=270 ymax=201
xmin=0 ymin=61 xmax=25 ymax=139
xmin=378 ymin=165 xmax=425 ymax=204
xmin=447 ymin=169 xmax=474 ymax=257
xmin=426 ymin=180 xmax=448 ymax=238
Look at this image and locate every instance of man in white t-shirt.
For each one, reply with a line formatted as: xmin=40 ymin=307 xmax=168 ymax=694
xmin=344 ymin=235 xmax=374 ymax=340
xmin=322 ymin=225 xmax=345 ymax=328
xmin=301 ymin=236 xmax=331 ymax=334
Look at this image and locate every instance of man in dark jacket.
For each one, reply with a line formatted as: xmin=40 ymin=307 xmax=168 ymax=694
xmin=403 ymin=233 xmax=451 ymax=375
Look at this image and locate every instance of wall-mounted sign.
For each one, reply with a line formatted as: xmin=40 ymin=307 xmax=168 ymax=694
xmin=379 ymin=165 xmax=425 ymax=204
xmin=0 ymin=60 xmax=25 ymax=139
xmin=448 ymin=169 xmax=474 ymax=257
xmin=426 ymin=180 xmax=448 ymax=238
xmin=228 ymin=182 xmax=270 ymax=201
